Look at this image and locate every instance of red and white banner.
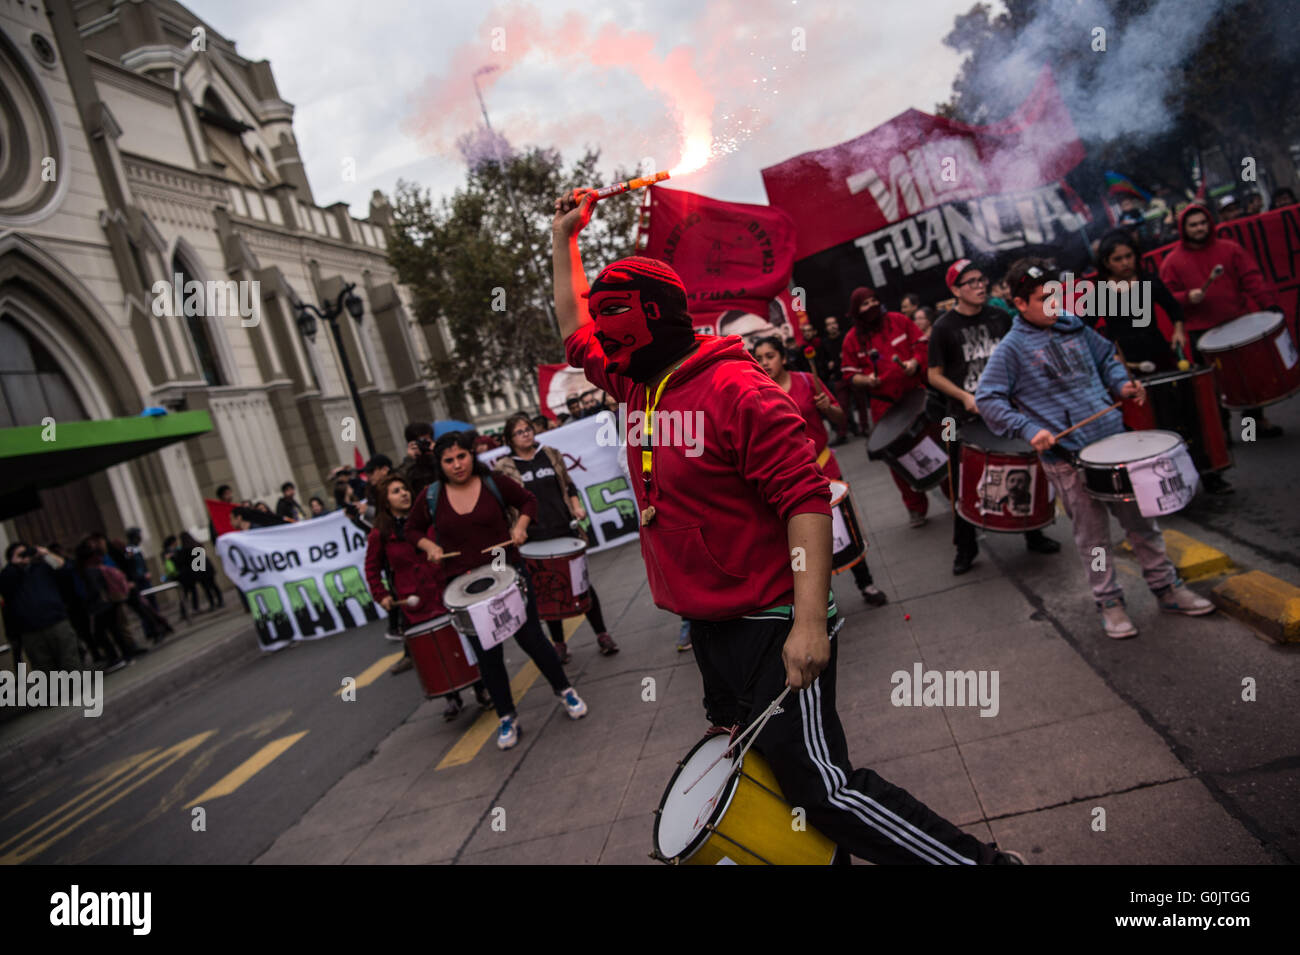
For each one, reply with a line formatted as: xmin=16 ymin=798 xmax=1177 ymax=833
xmin=761 ymin=67 xmax=1085 ymax=261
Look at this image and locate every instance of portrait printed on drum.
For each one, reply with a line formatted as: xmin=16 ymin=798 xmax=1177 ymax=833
xmin=977 ymin=465 xmax=1036 ymax=517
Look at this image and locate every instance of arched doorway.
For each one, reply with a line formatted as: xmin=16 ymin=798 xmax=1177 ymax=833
xmin=0 ymin=316 xmax=109 ymax=547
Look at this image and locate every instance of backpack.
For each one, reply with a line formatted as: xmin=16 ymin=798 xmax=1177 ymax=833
xmin=424 ymin=474 xmax=509 ymax=546
xmin=100 ymin=564 xmax=132 ymax=602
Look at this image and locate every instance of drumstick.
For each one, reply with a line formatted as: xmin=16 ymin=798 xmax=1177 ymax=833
xmin=480 ymin=538 xmax=513 ymax=554
xmin=683 ymin=687 xmax=791 ymax=795
xmin=1053 ymin=400 xmax=1123 ymax=441
xmin=1199 ymin=264 xmax=1225 ymax=294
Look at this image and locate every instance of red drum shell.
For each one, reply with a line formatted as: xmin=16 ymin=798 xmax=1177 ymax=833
xmin=519 ymin=538 xmax=593 ymax=621
xmin=404 ymin=615 xmax=480 ymax=698
xmin=956 ymin=444 xmax=1054 ymax=532
xmin=1198 ymin=312 xmax=1300 ymax=409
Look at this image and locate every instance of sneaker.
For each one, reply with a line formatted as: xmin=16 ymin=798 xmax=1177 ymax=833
xmin=1258 ymin=422 xmax=1284 ymax=439
xmin=1100 ymin=601 xmax=1138 ymax=639
xmin=1201 ymin=471 xmax=1234 ymax=495
xmin=497 ymin=714 xmax=520 ymax=750
xmin=474 ymin=685 xmax=494 ymax=709
xmin=676 ymin=621 xmax=692 ymax=652
xmin=561 ymin=688 xmax=588 ymax=720
xmin=859 ymin=584 xmax=889 ymax=607
xmin=1025 ymin=531 xmax=1060 ymax=554
xmin=389 ymin=655 xmax=414 ymax=675
xmin=992 ymin=848 xmax=1026 ymax=865
xmin=105 ymin=658 xmax=129 ymax=674
xmin=908 ymin=511 xmax=928 ymax=528
xmin=953 ymin=550 xmax=978 ymax=576
xmin=442 ymin=694 xmax=464 ymax=722
xmin=596 ymin=633 xmax=619 ymax=655
xmin=383 ymin=629 xmax=404 ymax=643
xmin=1158 ymin=584 xmax=1216 ymax=616
xmin=553 ymin=641 xmax=570 ymax=664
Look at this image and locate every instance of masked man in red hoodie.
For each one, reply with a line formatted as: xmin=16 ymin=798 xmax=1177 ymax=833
xmin=840 ymin=286 xmax=931 ymax=526
xmin=553 ymin=188 xmax=1022 ymax=865
xmin=1158 ymin=203 xmax=1284 ymax=437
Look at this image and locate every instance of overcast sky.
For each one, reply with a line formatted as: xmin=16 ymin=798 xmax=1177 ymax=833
xmin=189 ymin=0 xmax=980 ymax=217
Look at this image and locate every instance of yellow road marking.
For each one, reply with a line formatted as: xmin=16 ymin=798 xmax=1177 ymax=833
xmin=185 ymin=731 xmax=308 ymax=808
xmin=334 ymin=651 xmax=405 ymax=696
xmin=435 ymin=618 xmax=582 ymax=770
xmin=0 ymin=731 xmax=216 ymax=864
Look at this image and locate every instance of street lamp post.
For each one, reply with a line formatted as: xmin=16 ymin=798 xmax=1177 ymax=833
xmin=294 ymin=282 xmax=376 ymax=458
xmin=472 ymin=65 xmax=560 ymax=336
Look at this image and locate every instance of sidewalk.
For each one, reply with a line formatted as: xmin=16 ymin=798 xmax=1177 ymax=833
xmin=0 ymin=594 xmax=258 ymax=790
xmin=255 ymin=444 xmax=1281 ymax=865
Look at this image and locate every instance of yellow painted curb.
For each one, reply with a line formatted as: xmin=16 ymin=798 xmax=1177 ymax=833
xmin=1118 ymin=528 xmax=1234 ymax=581
xmin=1211 ymin=570 xmax=1300 ymax=643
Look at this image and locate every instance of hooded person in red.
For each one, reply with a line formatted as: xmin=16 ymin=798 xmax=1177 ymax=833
xmin=551 ymin=188 xmax=1023 ymax=866
xmin=840 ymin=287 xmax=930 ymax=525
xmin=1158 ymin=202 xmax=1283 ymax=436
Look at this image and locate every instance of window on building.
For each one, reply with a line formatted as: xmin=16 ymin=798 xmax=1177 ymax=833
xmin=0 ymin=316 xmax=86 ymax=426
xmin=172 ymin=255 xmax=226 ymax=387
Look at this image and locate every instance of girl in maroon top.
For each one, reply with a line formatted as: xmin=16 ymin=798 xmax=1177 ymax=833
xmin=753 ymin=337 xmax=888 ymax=607
xmin=407 ymin=432 xmax=588 ymax=751
xmin=365 ymin=475 xmax=490 ymax=720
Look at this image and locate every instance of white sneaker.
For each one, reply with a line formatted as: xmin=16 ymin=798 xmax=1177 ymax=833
xmin=1100 ymin=602 xmax=1138 ymax=639
xmin=1158 ymin=585 xmax=1216 ymax=616
xmin=497 ymin=714 xmax=519 ymax=750
xmin=561 ymin=688 xmax=588 ymax=720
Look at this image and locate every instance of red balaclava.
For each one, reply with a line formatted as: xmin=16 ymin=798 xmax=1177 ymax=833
xmin=587 ymin=256 xmax=696 ymax=382
xmin=847 ymin=286 xmax=883 ymax=331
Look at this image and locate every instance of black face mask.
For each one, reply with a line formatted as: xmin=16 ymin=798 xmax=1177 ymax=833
xmin=855 ymin=304 xmax=883 ymax=329
xmin=620 ymin=324 xmax=697 ymax=382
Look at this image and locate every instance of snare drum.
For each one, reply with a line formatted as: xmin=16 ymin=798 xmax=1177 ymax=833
xmin=403 ymin=615 xmax=480 ymax=698
xmin=829 ymin=480 xmax=866 ymax=573
xmin=1196 ymin=311 xmax=1300 ymax=409
xmin=1077 ymin=430 xmax=1198 ymax=517
xmin=955 ymin=421 xmax=1053 ymax=532
xmin=518 ymin=536 xmax=592 ymax=621
xmin=865 ymin=389 xmax=948 ymax=491
xmin=443 ymin=566 xmax=528 ymax=651
xmin=652 ymin=733 xmax=838 ymax=865
xmin=1122 ymin=366 xmax=1231 ymax=472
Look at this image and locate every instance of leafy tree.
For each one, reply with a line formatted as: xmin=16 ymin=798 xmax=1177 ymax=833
xmin=386 ymin=141 xmax=640 ymax=413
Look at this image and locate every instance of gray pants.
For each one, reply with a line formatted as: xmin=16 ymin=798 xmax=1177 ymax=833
xmin=22 ymin=619 xmax=83 ymax=672
xmin=1039 ymin=457 xmax=1178 ymax=606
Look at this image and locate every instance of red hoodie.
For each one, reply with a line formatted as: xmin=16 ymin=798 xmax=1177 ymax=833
xmin=567 ymin=326 xmax=830 ymax=620
xmin=840 ymin=311 xmax=928 ymax=420
xmin=1157 ymin=203 xmax=1276 ymax=332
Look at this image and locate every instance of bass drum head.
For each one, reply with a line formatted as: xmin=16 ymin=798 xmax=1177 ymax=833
xmin=1198 ymin=311 xmax=1283 ymax=352
xmin=403 ymin=614 xmax=453 ymax=636
xmin=957 ymin=419 xmax=1034 ymax=455
xmin=866 ymin=389 xmax=927 ymax=454
xmin=654 ymin=734 xmax=740 ymax=862
xmin=444 ymin=566 xmax=519 ymax=612
xmin=1078 ymin=430 xmax=1183 ymax=466
xmin=519 ymin=536 xmax=585 ymax=559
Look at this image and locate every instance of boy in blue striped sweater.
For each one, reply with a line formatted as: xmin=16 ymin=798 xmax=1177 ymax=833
xmin=975 ymin=258 xmax=1214 ymax=639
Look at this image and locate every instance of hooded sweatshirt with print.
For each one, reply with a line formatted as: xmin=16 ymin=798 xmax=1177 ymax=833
xmin=1156 ymin=202 xmax=1276 ymax=331
xmin=567 ymin=324 xmax=830 ymax=620
xmin=974 ymin=312 xmax=1131 ymax=459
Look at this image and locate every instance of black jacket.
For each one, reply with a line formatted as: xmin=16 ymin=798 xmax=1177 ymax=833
xmin=0 ymin=560 xmax=70 ymax=634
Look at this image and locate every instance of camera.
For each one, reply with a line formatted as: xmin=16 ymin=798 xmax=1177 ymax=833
xmin=21 ymin=546 xmax=38 ymax=559
xmin=416 ymin=435 xmax=435 ymax=454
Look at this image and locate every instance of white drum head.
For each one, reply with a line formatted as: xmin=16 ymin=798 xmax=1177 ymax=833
xmin=444 ymin=567 xmax=520 ymax=611
xmin=656 ymin=735 xmax=739 ymax=860
xmin=403 ymin=614 xmax=452 ymax=636
xmin=519 ymin=536 xmax=586 ymax=559
xmin=1078 ymin=430 xmax=1183 ymax=465
xmin=1198 ymin=311 xmax=1282 ymax=352
xmin=828 ymin=480 xmax=849 ymax=508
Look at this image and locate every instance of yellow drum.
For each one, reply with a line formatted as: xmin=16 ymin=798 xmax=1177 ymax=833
xmin=652 ymin=733 xmax=838 ymax=865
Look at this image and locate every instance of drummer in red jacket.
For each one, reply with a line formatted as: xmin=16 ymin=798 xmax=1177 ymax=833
xmin=840 ymin=287 xmax=931 ymax=527
xmin=1157 ymin=202 xmax=1283 ymax=438
xmin=364 ymin=474 xmax=491 ymax=720
xmin=552 ymin=187 xmax=1023 ymax=865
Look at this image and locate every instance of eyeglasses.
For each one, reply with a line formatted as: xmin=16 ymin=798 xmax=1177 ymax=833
xmin=511 ymin=427 xmax=533 ymax=437
xmin=957 ymin=276 xmax=989 ymax=288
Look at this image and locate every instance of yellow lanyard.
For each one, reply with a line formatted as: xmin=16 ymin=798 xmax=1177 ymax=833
xmin=641 ymin=365 xmax=681 ymax=486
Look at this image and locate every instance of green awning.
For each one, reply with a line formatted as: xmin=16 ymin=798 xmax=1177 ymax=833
xmin=0 ymin=411 xmax=213 ymax=519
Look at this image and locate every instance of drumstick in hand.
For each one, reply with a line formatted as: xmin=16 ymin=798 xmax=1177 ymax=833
xmin=1053 ymin=400 xmax=1124 ymax=442
xmin=1199 ymin=264 xmax=1224 ymax=294
xmin=480 ymin=538 xmax=513 ymax=554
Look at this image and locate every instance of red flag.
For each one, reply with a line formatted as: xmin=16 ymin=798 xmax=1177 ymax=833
xmin=354 ymin=447 xmax=365 ymax=470
xmin=643 ymin=186 xmax=797 ymax=330
xmin=205 ymin=499 xmax=236 ymax=538
xmin=538 ymin=363 xmax=601 ymax=420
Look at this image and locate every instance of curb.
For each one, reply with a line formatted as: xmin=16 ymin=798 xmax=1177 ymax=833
xmin=1211 ymin=571 xmax=1300 ymax=643
xmin=1119 ymin=528 xmax=1235 ymax=581
xmin=0 ymin=620 xmax=259 ymax=791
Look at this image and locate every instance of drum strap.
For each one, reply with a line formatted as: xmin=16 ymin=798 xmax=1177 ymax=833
xmin=815 ymin=446 xmax=831 ymax=468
